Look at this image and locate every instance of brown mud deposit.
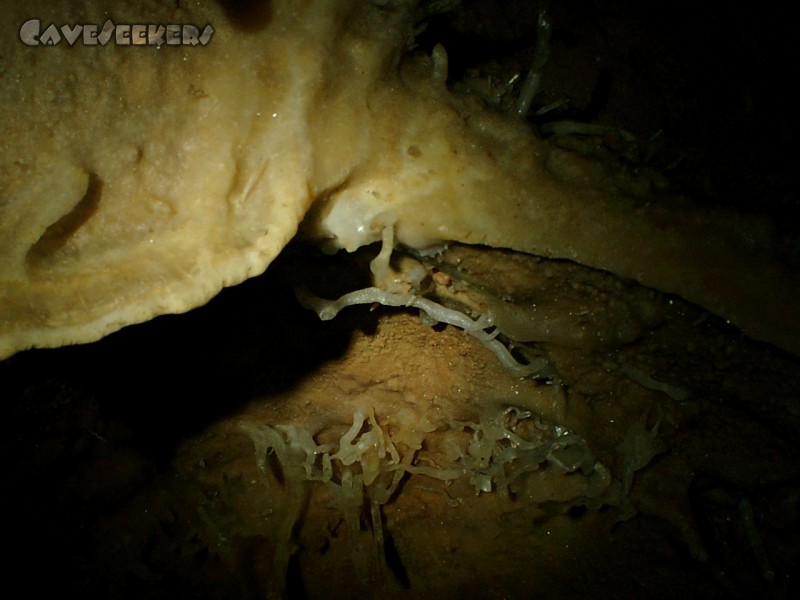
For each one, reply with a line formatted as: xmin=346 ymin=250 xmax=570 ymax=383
xmin=3 ymin=1 xmax=800 ymax=599
xmin=4 ymin=244 xmax=800 ymax=599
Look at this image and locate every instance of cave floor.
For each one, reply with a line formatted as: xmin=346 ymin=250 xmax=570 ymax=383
xmin=3 ymin=244 xmax=799 ymax=600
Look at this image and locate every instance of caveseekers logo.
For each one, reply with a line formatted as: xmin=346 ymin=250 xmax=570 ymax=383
xmin=19 ymin=18 xmax=214 ymax=46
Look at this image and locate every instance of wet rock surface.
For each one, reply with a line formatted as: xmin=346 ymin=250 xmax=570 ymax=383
xmin=4 ymin=243 xmax=799 ymax=599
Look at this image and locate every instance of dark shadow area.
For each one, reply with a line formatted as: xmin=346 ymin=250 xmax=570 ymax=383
xmin=214 ymin=0 xmax=272 ymax=32
xmin=417 ymin=0 xmax=800 ymax=231
xmin=384 ymin=531 xmax=411 ymax=590
xmin=4 ymin=242 xmax=377 ymax=458
xmin=26 ymin=172 xmax=103 ymax=268
xmin=1 ymin=241 xmax=379 ymax=598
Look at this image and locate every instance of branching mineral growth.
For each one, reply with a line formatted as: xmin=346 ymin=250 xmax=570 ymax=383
xmin=1 ymin=0 xmax=798 ymax=359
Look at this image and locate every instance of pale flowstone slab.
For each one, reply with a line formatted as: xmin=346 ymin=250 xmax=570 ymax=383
xmin=1 ymin=0 xmax=797 ymax=359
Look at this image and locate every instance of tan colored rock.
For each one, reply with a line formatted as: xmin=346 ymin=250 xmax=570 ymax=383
xmin=1 ymin=0 xmax=798 ymax=359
